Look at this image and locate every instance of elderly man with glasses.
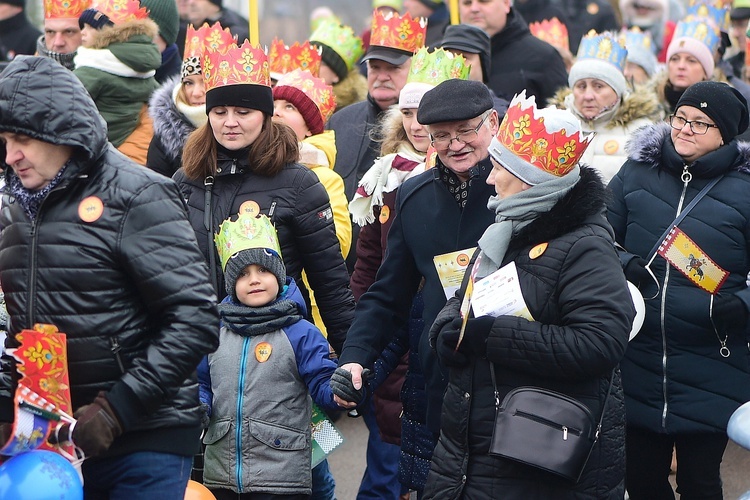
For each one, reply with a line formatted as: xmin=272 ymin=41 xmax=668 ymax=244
xmin=331 ymin=79 xmax=499 ymax=440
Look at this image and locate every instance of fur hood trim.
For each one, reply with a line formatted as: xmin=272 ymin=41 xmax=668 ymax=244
xmin=333 ymin=69 xmax=368 ymax=111
xmin=88 ymin=19 xmax=158 ymax=49
xmin=549 ymin=86 xmax=661 ymax=127
xmin=149 ymin=76 xmax=200 ymax=161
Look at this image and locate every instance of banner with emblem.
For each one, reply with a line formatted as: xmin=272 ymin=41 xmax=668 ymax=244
xmin=657 ymin=227 xmax=728 ymax=294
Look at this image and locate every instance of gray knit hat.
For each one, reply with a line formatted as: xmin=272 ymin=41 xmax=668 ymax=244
xmin=224 ymin=248 xmax=286 ymax=301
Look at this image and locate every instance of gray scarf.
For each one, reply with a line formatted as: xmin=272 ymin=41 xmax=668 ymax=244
xmin=476 ymin=165 xmax=581 ymax=278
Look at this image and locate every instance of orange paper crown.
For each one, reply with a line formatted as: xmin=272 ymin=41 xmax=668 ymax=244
xmin=203 ymin=40 xmax=271 ymax=93
xmin=184 ymin=22 xmax=237 ymax=61
xmin=92 ymin=0 xmax=149 ymax=24
xmin=268 ymin=38 xmax=322 ymax=79
xmin=369 ymin=10 xmax=427 ymax=54
xmin=275 ymin=69 xmax=336 ymax=125
xmin=529 ymin=17 xmax=570 ymax=51
xmin=492 ymin=91 xmax=592 ymax=181
xmin=44 ymin=0 xmax=90 ymax=19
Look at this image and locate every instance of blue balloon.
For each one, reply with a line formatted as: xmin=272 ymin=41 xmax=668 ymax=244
xmin=0 ymin=450 xmax=82 ymax=500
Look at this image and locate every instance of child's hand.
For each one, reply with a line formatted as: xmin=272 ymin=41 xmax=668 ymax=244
xmin=331 ymin=365 xmax=371 ymax=407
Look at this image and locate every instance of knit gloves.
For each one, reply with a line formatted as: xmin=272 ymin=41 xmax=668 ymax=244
xmin=330 ymin=368 xmax=371 ymax=404
xmin=624 ymin=257 xmax=651 ymax=287
xmin=434 ymin=316 xmax=494 ymax=368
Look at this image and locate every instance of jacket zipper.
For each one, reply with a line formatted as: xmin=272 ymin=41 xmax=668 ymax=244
xmin=515 ymin=409 xmax=583 ymax=439
xmin=235 ymin=336 xmax=250 ymax=493
xmin=661 ymin=164 xmax=692 ymax=428
xmin=110 ymin=337 xmax=125 ymax=374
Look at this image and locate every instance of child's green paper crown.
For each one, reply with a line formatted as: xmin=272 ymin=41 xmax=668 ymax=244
xmin=214 ymin=213 xmax=282 ymax=271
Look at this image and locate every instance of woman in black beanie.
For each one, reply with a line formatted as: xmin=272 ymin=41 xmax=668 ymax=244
xmin=607 ymin=80 xmax=750 ymax=499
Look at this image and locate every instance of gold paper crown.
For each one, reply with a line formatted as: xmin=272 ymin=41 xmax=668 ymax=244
xmin=495 ymin=91 xmax=593 ymax=178
xmin=44 ymin=0 xmax=90 ymax=19
xmin=215 ymin=214 xmax=282 ymax=271
xmin=672 ymin=16 xmax=722 ymax=54
xmin=575 ymin=30 xmax=628 ymax=73
xmin=268 ymin=38 xmax=322 ymax=79
xmin=687 ymin=0 xmax=730 ymax=32
xmin=529 ymin=17 xmax=570 ymax=51
xmin=309 ymin=20 xmax=365 ymax=72
xmin=406 ymin=47 xmax=470 ymax=85
xmin=275 ymin=69 xmax=336 ymax=124
xmin=203 ymin=40 xmax=271 ymax=93
xmin=369 ymin=10 xmax=427 ymax=54
xmin=91 ymin=0 xmax=149 ymax=24
xmin=184 ymin=22 xmax=236 ymax=61
xmin=622 ymin=26 xmax=653 ymax=52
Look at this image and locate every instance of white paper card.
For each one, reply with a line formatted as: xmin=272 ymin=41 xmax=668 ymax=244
xmin=471 ymin=262 xmax=534 ymax=320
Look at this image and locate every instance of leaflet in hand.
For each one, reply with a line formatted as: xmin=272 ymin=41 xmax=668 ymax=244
xmin=471 ymin=262 xmax=534 ymax=320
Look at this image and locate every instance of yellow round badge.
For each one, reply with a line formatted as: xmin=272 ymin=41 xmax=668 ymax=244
xmin=456 ymin=253 xmax=470 ymax=267
xmin=239 ymin=200 xmax=261 ymax=217
xmin=379 ymin=205 xmax=390 ymax=224
xmin=529 ymin=242 xmax=548 ymax=260
xmin=255 ymin=342 xmax=272 ymax=363
xmin=587 ymin=2 xmax=599 ymax=14
xmin=78 ymin=196 xmax=104 ymax=223
xmin=604 ymin=140 xmax=619 ymax=155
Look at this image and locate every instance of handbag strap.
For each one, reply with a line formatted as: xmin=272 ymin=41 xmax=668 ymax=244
xmin=203 ymin=176 xmax=218 ymax=294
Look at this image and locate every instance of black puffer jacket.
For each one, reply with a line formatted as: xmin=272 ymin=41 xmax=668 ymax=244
xmin=173 ymin=155 xmax=354 ymax=355
xmin=0 ymin=57 xmax=219 ymax=458
xmin=425 ymin=168 xmax=632 ymax=499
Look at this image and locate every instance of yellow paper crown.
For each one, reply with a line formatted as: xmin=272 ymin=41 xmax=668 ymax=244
xmin=203 ymin=40 xmax=271 ymax=93
xmin=494 ymin=91 xmax=593 ymax=178
xmin=275 ymin=69 xmax=336 ymax=125
xmin=44 ymin=0 xmax=90 ymax=19
xmin=309 ymin=20 xmax=365 ymax=72
xmin=369 ymin=10 xmax=427 ymax=54
xmin=576 ymin=30 xmax=628 ymax=73
xmin=529 ymin=17 xmax=570 ymax=51
xmin=215 ymin=214 xmax=282 ymax=271
xmin=268 ymin=38 xmax=322 ymax=80
xmin=91 ymin=0 xmax=149 ymax=24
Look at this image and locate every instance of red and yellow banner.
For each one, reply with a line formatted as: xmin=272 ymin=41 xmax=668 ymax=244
xmin=657 ymin=227 xmax=728 ymax=294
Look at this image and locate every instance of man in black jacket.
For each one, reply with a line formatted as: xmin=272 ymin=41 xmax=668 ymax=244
xmin=0 ymin=56 xmax=219 ymax=497
xmin=0 ymin=0 xmax=40 ymax=61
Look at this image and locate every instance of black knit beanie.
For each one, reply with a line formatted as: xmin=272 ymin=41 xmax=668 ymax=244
xmin=224 ymin=248 xmax=286 ymax=301
xmin=79 ymin=9 xmax=114 ymax=30
xmin=206 ymin=84 xmax=274 ymax=115
xmin=675 ymin=81 xmax=749 ymax=143
xmin=312 ymin=42 xmax=348 ymax=81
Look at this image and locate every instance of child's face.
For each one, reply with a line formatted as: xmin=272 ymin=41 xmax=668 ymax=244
xmin=272 ymin=100 xmax=311 ymax=141
xmin=235 ymin=264 xmax=280 ymax=307
xmin=80 ymin=25 xmax=97 ymax=48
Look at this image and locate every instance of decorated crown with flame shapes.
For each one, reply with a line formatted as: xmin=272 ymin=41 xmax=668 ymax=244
xmin=529 ymin=17 xmax=569 ymax=51
xmin=575 ymin=30 xmax=628 ymax=72
xmin=407 ymin=47 xmax=470 ymax=85
xmin=91 ymin=0 xmax=149 ymax=24
xmin=370 ymin=10 xmax=427 ymax=54
xmin=622 ymin=26 xmax=653 ymax=53
xmin=182 ymin=22 xmax=236 ymax=77
xmin=44 ymin=0 xmax=90 ymax=19
xmin=490 ymin=91 xmax=593 ymax=184
xmin=203 ymin=40 xmax=271 ymax=93
xmin=268 ymin=39 xmax=322 ymax=79
xmin=672 ymin=15 xmax=722 ymax=54
xmin=686 ymin=0 xmax=730 ymax=33
xmin=275 ymin=69 xmax=336 ymax=125
xmin=309 ymin=19 xmax=365 ymax=71
xmin=215 ymin=213 xmax=282 ymax=271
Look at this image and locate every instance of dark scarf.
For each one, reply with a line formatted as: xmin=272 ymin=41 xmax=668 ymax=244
xmin=219 ymin=297 xmax=304 ymax=337
xmin=35 ymin=36 xmax=77 ymax=71
xmin=664 ymin=81 xmax=685 ymax=113
xmin=8 ymin=162 xmax=70 ymax=221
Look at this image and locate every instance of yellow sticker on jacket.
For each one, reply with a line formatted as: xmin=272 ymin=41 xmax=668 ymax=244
xmin=379 ymin=205 xmax=390 ymax=224
xmin=604 ymin=140 xmax=619 ymax=155
xmin=255 ymin=342 xmax=272 ymax=362
xmin=79 ymin=196 xmax=104 ymax=223
xmin=529 ymin=243 xmax=548 ymax=259
xmin=239 ymin=200 xmax=260 ymax=217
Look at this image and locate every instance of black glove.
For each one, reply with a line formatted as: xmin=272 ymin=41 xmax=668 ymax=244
xmin=624 ymin=257 xmax=651 ymax=288
xmin=462 ymin=316 xmax=494 ymax=357
xmin=435 ymin=318 xmax=468 ymax=368
xmin=330 ymin=368 xmax=370 ymax=404
xmin=429 ymin=296 xmax=461 ymax=349
xmin=199 ymin=403 xmax=211 ymax=430
xmin=72 ymin=391 xmax=123 ymax=458
xmin=712 ymin=294 xmax=749 ymax=334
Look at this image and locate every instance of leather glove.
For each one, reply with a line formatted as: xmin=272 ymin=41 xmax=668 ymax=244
xmin=712 ymin=294 xmax=749 ymax=334
xmin=330 ymin=368 xmax=371 ymax=404
xmin=71 ymin=391 xmax=122 ymax=458
xmin=200 ymin=403 xmax=211 ymax=430
xmin=624 ymin=257 xmax=651 ymax=288
xmin=435 ymin=318 xmax=469 ymax=368
xmin=461 ymin=316 xmax=494 ymax=357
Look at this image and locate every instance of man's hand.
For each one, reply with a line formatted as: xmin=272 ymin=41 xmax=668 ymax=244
xmin=71 ymin=391 xmax=123 ymax=458
xmin=331 ymin=363 xmax=364 ymax=409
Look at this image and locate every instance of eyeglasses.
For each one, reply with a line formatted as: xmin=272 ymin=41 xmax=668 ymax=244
xmin=430 ymin=112 xmax=490 ymax=148
xmin=669 ymin=115 xmax=718 ymax=135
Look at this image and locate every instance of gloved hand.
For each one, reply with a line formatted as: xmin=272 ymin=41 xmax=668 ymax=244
xmin=71 ymin=391 xmax=122 ymax=458
xmin=429 ymin=296 xmax=461 ymax=349
xmin=199 ymin=403 xmax=211 ymax=430
xmin=712 ymin=294 xmax=749 ymax=334
xmin=330 ymin=367 xmax=371 ymax=404
xmin=624 ymin=257 xmax=651 ymax=288
xmin=461 ymin=316 xmax=494 ymax=357
xmin=435 ymin=318 xmax=468 ymax=368
xmin=0 ymin=422 xmax=12 ymax=449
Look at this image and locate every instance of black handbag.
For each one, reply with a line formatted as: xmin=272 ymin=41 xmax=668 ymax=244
xmin=488 ymin=365 xmax=614 ymax=483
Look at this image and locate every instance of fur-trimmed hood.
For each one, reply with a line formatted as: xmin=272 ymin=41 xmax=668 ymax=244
xmin=333 ymin=69 xmax=368 ymax=111
xmin=149 ymin=76 xmax=205 ymax=161
xmin=549 ymin=86 xmax=662 ymax=128
xmin=87 ymin=19 xmax=158 ymax=49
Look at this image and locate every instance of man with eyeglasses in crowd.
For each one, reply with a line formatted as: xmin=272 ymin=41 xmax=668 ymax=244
xmin=331 ymin=79 xmax=499 ymax=442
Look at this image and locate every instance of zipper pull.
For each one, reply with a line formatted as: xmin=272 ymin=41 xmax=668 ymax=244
xmin=681 ymin=164 xmax=692 ymax=186
xmin=231 ymin=159 xmax=237 ymax=174
xmin=563 ymin=426 xmax=568 ymax=440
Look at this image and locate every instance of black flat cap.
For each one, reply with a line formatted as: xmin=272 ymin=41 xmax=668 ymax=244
xmin=417 ymin=79 xmax=493 ymax=125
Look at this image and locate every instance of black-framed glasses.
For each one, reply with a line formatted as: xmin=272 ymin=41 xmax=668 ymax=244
xmin=430 ymin=112 xmax=490 ymax=148
xmin=669 ymin=115 xmax=718 ymax=135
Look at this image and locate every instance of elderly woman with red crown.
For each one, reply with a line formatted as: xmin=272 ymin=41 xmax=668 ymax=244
xmin=425 ymin=91 xmax=633 ymax=499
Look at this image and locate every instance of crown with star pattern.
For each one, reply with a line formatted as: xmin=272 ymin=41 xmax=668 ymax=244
xmin=308 ymin=19 xmax=365 ymax=72
xmin=529 ymin=17 xmax=570 ymax=51
xmin=215 ymin=214 xmax=282 ymax=271
xmin=575 ymin=30 xmax=628 ymax=73
xmin=182 ymin=22 xmax=237 ymax=77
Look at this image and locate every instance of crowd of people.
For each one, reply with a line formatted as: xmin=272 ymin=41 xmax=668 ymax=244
xmin=0 ymin=0 xmax=750 ymax=498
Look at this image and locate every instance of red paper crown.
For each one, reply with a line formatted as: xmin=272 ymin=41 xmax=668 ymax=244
xmin=369 ymin=10 xmax=427 ymax=54
xmin=529 ymin=17 xmax=570 ymax=51
xmin=203 ymin=40 xmax=271 ymax=93
xmin=92 ymin=0 xmax=148 ymax=24
xmin=275 ymin=69 xmax=336 ymax=124
xmin=496 ymin=91 xmax=592 ymax=178
xmin=184 ymin=22 xmax=236 ymax=61
xmin=44 ymin=0 xmax=90 ymax=19
xmin=268 ymin=38 xmax=322 ymax=79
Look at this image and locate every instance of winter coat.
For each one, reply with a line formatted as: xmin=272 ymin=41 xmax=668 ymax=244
xmin=487 ymin=8 xmax=568 ymax=104
xmin=199 ymin=278 xmax=338 ymax=496
xmin=425 ymin=167 xmax=632 ymax=499
xmin=549 ymin=87 xmax=660 ymax=183
xmin=155 ymin=43 xmax=181 ymax=84
xmin=607 ymin=123 xmax=750 ymax=434
xmin=173 ymin=154 xmax=355 ymax=355
xmin=116 ymin=104 xmax=154 ymax=166
xmin=338 ymin=158 xmax=497 ymax=434
xmin=0 ymin=12 xmax=40 ymax=61
xmin=551 ymin=0 xmax=620 ymax=53
xmin=74 ymin=20 xmax=161 ymax=146
xmin=0 ymin=57 xmax=219 ymax=458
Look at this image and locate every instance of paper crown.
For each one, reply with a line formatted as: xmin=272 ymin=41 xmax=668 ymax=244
xmin=309 ymin=19 xmax=365 ymax=72
xmin=529 ymin=17 xmax=570 ymax=51
xmin=672 ymin=16 xmax=722 ymax=54
xmin=575 ymin=30 xmax=628 ymax=73
xmin=687 ymin=0 xmax=731 ymax=32
xmin=91 ymin=0 xmax=149 ymax=24
xmin=406 ymin=47 xmax=470 ymax=85
xmin=203 ymin=40 xmax=271 ymax=93
xmin=622 ymin=26 xmax=654 ymax=52
xmin=215 ymin=214 xmax=282 ymax=271
xmin=182 ymin=22 xmax=236 ymax=76
xmin=275 ymin=69 xmax=336 ymax=124
xmin=44 ymin=0 xmax=90 ymax=19
xmin=369 ymin=10 xmax=427 ymax=54
xmin=494 ymin=91 xmax=592 ymax=179
xmin=268 ymin=39 xmax=322 ymax=79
